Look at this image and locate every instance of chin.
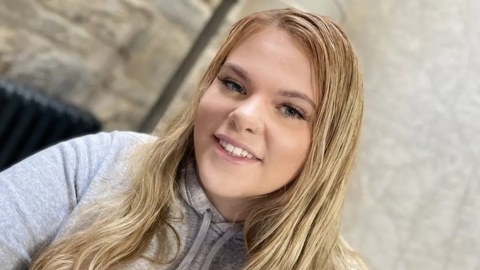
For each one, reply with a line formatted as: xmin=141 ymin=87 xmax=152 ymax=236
xmin=198 ymin=166 xmax=251 ymax=198
xmin=194 ymin=133 xmax=265 ymax=199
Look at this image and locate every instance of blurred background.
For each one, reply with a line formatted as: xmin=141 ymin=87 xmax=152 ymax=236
xmin=0 ymin=0 xmax=479 ymax=269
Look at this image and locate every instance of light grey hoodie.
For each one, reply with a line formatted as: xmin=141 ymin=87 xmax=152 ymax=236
xmin=0 ymin=131 xmax=246 ymax=270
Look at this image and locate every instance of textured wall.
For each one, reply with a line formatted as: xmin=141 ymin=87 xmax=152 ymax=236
xmin=340 ymin=1 xmax=480 ymax=270
xmin=0 ymin=0 xmax=215 ymax=130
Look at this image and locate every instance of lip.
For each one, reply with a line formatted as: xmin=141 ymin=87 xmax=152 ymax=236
xmin=214 ymin=134 xmax=261 ymax=160
xmin=213 ymin=138 xmax=260 ymax=165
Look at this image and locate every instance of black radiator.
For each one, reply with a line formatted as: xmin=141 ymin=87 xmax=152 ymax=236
xmin=0 ymin=79 xmax=102 ymax=172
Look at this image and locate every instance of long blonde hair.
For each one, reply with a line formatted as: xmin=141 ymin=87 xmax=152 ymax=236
xmin=30 ymin=8 xmax=365 ymax=270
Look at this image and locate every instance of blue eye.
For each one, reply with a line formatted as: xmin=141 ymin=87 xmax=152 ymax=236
xmin=280 ymin=104 xmax=305 ymax=120
xmin=218 ymin=76 xmax=246 ymax=95
xmin=226 ymin=81 xmax=245 ymax=94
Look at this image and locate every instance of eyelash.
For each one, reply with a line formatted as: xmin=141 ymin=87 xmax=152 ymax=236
xmin=218 ymin=76 xmax=245 ymax=95
xmin=217 ymin=75 xmax=307 ymax=121
xmin=280 ymin=102 xmax=306 ymax=120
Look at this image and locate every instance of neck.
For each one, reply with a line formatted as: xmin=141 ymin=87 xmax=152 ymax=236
xmin=205 ymin=191 xmax=250 ymax=223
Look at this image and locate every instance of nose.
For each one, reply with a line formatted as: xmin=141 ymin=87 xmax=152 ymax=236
xmin=227 ymin=98 xmax=264 ymax=135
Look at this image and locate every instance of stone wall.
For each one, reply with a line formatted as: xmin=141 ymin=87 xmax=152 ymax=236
xmin=0 ymin=0 xmax=216 ymax=130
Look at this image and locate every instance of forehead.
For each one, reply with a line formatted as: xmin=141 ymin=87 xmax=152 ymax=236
xmin=224 ymin=27 xmax=316 ymax=103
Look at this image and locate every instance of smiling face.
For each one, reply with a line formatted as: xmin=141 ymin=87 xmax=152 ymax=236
xmin=194 ymin=27 xmax=316 ymax=212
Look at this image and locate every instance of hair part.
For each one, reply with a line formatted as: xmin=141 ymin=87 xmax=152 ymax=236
xmin=30 ymin=8 xmax=366 ymax=270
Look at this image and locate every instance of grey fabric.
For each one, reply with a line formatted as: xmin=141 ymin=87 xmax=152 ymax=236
xmin=177 ymin=209 xmax=212 ymax=269
xmin=176 ymin=208 xmax=241 ymax=270
xmin=201 ymin=226 xmax=243 ymax=270
xmin=0 ymin=131 xmax=246 ymax=270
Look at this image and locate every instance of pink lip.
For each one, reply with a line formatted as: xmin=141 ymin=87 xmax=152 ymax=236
xmin=214 ymin=134 xmax=261 ymax=160
xmin=213 ymin=136 xmax=260 ymax=165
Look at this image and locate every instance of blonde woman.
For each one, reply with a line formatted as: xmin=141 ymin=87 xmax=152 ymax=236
xmin=0 ymin=8 xmax=366 ymax=270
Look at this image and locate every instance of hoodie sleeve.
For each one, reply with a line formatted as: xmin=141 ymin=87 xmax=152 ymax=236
xmin=0 ymin=131 xmax=116 ymax=270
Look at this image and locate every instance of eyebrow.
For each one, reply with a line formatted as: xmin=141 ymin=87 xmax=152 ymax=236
xmin=223 ymin=63 xmax=251 ymax=84
xmin=278 ymin=90 xmax=316 ymax=109
xmin=223 ymin=63 xmax=316 ymax=109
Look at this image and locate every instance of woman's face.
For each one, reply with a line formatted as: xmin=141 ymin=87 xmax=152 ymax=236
xmin=194 ymin=27 xmax=316 ymax=202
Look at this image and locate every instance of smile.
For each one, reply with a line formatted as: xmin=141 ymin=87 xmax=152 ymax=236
xmin=219 ymin=139 xmax=255 ymax=159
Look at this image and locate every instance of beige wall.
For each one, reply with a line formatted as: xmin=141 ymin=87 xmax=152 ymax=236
xmin=340 ymin=1 xmax=480 ymax=270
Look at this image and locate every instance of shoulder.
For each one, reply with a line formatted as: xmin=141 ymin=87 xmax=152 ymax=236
xmin=52 ymin=130 xmax=158 ymax=181
xmin=61 ymin=130 xmax=158 ymax=168
xmin=69 ymin=130 xmax=157 ymax=151
xmin=70 ymin=131 xmax=159 ymax=194
xmin=108 ymin=130 xmax=158 ymax=145
xmin=92 ymin=131 xmax=157 ymax=176
xmin=94 ymin=130 xmax=158 ymax=168
xmin=33 ymin=130 xmax=157 ymax=168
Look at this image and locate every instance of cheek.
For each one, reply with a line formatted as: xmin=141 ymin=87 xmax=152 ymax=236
xmin=287 ymin=132 xmax=310 ymax=160
xmin=195 ymin=87 xmax=230 ymax=136
xmin=268 ymin=127 xmax=311 ymax=176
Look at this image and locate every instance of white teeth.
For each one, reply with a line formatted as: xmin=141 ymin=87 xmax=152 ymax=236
xmin=232 ymin=147 xmax=242 ymax=156
xmin=219 ymin=139 xmax=256 ymax=159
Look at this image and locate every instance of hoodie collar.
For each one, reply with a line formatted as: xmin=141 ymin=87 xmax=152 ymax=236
xmin=178 ymin=162 xmax=244 ymax=242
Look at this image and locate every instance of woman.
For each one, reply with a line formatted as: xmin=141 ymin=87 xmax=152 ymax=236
xmin=0 ymin=8 xmax=366 ymax=270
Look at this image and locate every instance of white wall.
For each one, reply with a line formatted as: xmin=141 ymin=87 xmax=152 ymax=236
xmin=340 ymin=1 xmax=480 ymax=270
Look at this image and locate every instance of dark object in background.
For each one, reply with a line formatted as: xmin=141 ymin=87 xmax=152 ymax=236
xmin=138 ymin=0 xmax=238 ymax=133
xmin=0 ymin=79 xmax=102 ymax=172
